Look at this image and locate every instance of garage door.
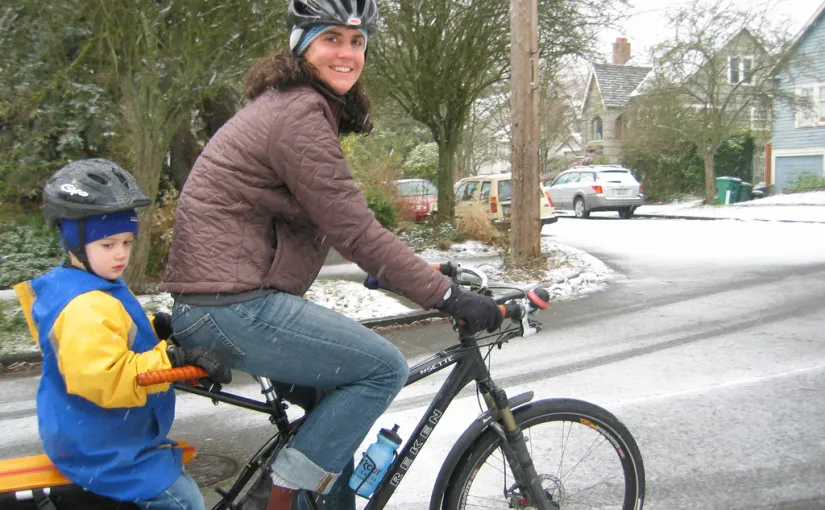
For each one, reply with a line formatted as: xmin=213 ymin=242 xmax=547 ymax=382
xmin=774 ymin=155 xmax=824 ymax=191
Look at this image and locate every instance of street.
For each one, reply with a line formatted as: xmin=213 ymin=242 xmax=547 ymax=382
xmin=2 ymin=216 xmax=825 ymax=509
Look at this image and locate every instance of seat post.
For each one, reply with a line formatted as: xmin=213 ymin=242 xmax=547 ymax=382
xmin=257 ymin=376 xmax=279 ymax=404
xmin=256 ymin=376 xmax=290 ymax=430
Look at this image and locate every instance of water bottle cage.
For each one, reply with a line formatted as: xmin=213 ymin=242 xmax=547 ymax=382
xmin=351 ymin=450 xmax=398 ymax=498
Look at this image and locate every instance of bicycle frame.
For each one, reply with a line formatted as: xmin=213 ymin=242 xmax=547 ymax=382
xmin=173 ymin=324 xmax=551 ymax=510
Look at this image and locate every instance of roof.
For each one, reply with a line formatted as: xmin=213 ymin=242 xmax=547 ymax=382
xmin=789 ymin=0 xmax=825 ymax=51
xmin=590 ymin=64 xmax=653 ymax=108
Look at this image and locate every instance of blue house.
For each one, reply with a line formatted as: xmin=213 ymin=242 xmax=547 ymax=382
xmin=770 ymin=1 xmax=825 ymax=191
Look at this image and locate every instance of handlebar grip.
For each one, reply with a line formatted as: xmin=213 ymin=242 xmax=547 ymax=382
xmin=137 ymin=366 xmax=210 ymax=386
xmin=431 ymin=262 xmax=455 ymax=277
xmin=458 ymin=304 xmax=510 ymax=327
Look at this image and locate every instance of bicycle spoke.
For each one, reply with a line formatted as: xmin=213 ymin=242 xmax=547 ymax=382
xmin=449 ymin=411 xmax=639 ymax=510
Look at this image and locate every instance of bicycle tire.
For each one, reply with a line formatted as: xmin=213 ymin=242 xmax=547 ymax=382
xmin=443 ymin=398 xmax=645 ymax=510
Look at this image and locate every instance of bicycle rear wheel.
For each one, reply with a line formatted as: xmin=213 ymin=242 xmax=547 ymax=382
xmin=443 ymin=398 xmax=645 ymax=510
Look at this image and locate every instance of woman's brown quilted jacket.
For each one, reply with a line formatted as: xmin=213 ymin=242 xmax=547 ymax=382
xmin=161 ymin=86 xmax=450 ymax=309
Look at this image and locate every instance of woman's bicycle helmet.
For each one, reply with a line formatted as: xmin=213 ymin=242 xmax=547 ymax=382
xmin=287 ymin=0 xmax=379 ymax=34
xmin=43 ymin=159 xmax=151 ymax=228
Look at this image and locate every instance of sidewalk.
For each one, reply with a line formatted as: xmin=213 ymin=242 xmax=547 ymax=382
xmin=633 ymin=190 xmax=825 ymax=224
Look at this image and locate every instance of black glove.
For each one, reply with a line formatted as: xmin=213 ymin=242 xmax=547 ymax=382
xmin=166 ymin=345 xmax=232 ymax=384
xmin=437 ymin=284 xmax=503 ymax=335
xmin=152 ymin=312 xmax=174 ymax=341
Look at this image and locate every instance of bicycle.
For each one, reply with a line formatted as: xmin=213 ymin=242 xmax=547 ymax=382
xmin=1 ymin=262 xmax=645 ymax=510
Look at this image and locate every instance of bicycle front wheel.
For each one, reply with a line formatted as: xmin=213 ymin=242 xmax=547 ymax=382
xmin=443 ymin=398 xmax=645 ymax=510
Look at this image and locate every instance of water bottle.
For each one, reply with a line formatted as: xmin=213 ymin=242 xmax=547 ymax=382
xmin=349 ymin=424 xmax=402 ymax=497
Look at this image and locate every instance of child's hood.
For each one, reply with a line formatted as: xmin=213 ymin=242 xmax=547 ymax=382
xmin=14 ymin=267 xmax=126 ymax=348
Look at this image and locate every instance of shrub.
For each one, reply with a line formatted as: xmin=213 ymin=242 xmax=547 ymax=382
xmin=146 ymin=187 xmax=179 ymax=278
xmin=364 ymin=188 xmax=397 ymax=229
xmin=0 ymin=222 xmax=64 ymax=288
xmin=455 ymin=204 xmax=497 ymax=243
xmin=395 ymin=221 xmax=462 ymax=252
xmin=785 ymin=173 xmax=825 ymax=194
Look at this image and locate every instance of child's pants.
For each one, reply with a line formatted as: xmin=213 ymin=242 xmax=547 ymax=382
xmin=135 ymin=471 xmax=205 ymax=510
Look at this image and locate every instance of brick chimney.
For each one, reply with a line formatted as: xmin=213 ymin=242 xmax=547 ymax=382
xmin=613 ymin=38 xmax=631 ymax=65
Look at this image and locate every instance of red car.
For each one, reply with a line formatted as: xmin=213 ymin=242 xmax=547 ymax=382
xmin=394 ymin=179 xmax=438 ymax=221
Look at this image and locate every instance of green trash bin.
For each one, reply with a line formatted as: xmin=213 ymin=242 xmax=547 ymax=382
xmin=716 ymin=177 xmax=742 ymax=204
xmin=738 ymin=181 xmax=753 ymax=203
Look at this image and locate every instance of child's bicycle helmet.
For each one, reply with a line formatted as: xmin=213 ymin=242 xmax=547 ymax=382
xmin=43 ymin=159 xmax=151 ymax=228
xmin=43 ymin=159 xmax=151 ymax=273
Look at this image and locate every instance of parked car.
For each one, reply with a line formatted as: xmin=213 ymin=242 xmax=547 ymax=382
xmin=547 ymin=165 xmax=644 ymax=219
xmin=393 ymin=179 xmax=438 ymax=221
xmin=453 ymin=173 xmax=557 ymax=226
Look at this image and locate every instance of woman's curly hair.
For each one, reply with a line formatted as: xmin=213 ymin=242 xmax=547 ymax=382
xmin=244 ymin=49 xmax=373 ymax=135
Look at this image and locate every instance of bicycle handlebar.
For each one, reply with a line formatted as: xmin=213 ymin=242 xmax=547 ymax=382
xmin=429 ymin=262 xmax=550 ymax=329
xmin=137 ymin=366 xmax=209 ymax=386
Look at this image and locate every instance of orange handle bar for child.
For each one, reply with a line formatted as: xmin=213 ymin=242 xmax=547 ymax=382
xmin=137 ymin=366 xmax=209 ymax=386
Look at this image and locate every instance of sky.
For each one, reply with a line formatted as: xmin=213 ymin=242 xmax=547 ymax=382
xmin=598 ymin=0 xmax=823 ymax=66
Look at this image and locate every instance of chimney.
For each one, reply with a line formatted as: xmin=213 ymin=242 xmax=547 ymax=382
xmin=613 ymin=38 xmax=631 ymax=65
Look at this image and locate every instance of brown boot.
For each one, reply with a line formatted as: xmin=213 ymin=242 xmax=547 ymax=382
xmin=267 ymin=486 xmax=297 ymax=510
xmin=236 ymin=472 xmax=274 ymax=510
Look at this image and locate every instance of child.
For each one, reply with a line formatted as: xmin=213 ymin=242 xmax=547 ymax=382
xmin=16 ymin=159 xmax=231 ymax=509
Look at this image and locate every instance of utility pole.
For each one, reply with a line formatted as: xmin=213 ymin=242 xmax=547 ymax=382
xmin=509 ymin=0 xmax=541 ymax=265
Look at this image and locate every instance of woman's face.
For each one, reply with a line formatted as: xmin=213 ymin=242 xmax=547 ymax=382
xmin=303 ymin=27 xmax=366 ymax=95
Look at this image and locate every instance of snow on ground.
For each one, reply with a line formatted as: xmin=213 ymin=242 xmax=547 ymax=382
xmin=135 ymin=238 xmax=614 ymax=322
xmin=416 ymin=239 xmax=499 ymax=260
xmin=633 ymin=190 xmax=825 ymax=223
xmin=732 ymin=190 xmax=825 ymax=206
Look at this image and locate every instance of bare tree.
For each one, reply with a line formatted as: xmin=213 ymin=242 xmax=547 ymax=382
xmin=369 ymin=0 xmax=623 ymax=220
xmin=79 ymin=0 xmax=285 ymax=288
xmin=635 ymin=0 xmax=797 ymax=202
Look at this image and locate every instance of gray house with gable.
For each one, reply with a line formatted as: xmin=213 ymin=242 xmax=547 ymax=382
xmin=579 ymin=40 xmax=651 ymax=164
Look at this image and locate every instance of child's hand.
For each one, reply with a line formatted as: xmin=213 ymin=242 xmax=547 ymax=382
xmin=153 ymin=312 xmax=174 ymax=340
xmin=166 ymin=345 xmax=232 ymax=384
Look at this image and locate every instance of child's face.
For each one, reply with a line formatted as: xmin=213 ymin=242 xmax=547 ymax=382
xmin=81 ymin=232 xmax=135 ymax=280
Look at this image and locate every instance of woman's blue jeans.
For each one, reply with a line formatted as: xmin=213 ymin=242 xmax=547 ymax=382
xmin=171 ymin=291 xmax=409 ymax=506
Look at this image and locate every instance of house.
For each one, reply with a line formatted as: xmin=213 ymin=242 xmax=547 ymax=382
xmin=579 ymin=38 xmax=652 ymax=164
xmin=769 ymin=0 xmax=825 ymax=191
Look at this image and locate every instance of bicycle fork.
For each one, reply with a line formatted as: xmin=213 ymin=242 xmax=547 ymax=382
xmin=482 ymin=387 xmax=556 ymax=510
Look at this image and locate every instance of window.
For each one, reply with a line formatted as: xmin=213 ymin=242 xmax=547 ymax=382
xmin=551 ymin=174 xmax=569 ymax=186
xmin=592 ymin=117 xmax=603 ymax=141
xmin=796 ymin=84 xmax=825 ymax=127
xmin=396 ymin=180 xmax=437 ymax=197
xmin=750 ymin=106 xmax=767 ymax=131
xmin=615 ymin=115 xmax=626 ymax=140
xmin=480 ymin=181 xmax=491 ymax=201
xmin=579 ymin=172 xmax=595 ymax=183
xmin=498 ymin=180 xmax=512 ymax=201
xmin=729 ymin=56 xmax=753 ymax=85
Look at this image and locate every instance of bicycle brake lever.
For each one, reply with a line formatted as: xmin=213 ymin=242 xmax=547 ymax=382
xmin=519 ymin=299 xmax=538 ymax=337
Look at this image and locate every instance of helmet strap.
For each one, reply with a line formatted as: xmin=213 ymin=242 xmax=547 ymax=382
xmin=56 ymin=219 xmax=94 ymax=275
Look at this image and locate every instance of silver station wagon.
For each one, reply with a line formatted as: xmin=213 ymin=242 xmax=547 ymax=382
xmin=547 ymin=165 xmax=645 ymax=219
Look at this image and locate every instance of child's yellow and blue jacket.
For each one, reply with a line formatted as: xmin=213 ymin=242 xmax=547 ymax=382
xmin=15 ymin=266 xmax=181 ymax=502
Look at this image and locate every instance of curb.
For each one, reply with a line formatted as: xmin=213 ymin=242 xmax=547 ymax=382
xmin=0 ymin=310 xmax=451 ymax=368
xmin=634 ymin=213 xmax=721 ymax=221
xmin=634 ymin=213 xmax=825 ymax=224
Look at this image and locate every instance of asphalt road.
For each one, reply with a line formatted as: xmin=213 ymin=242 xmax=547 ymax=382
xmin=2 ymin=215 xmax=825 ymax=509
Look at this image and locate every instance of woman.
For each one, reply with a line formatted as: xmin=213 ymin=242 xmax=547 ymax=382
xmin=161 ymin=1 xmax=501 ymax=508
